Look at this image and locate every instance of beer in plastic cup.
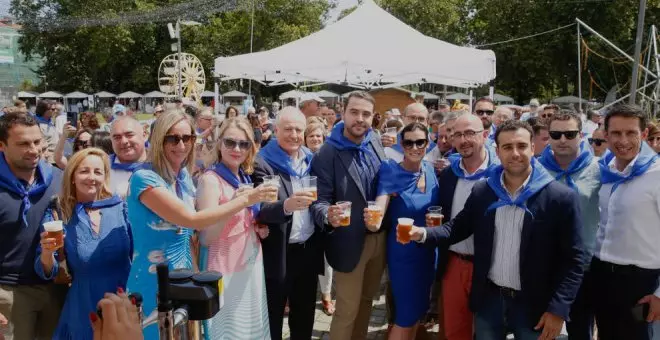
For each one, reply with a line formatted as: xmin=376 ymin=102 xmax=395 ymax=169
xmin=239 ymin=183 xmax=254 ymax=190
xmin=44 ymin=221 xmax=64 ymax=249
xmin=427 ymin=206 xmax=443 ymax=227
xmin=337 ymin=201 xmax=352 ymax=227
xmin=385 ymin=128 xmax=398 ymax=144
xmin=366 ymin=201 xmax=383 ymax=227
xmin=397 ymin=218 xmax=414 ymax=244
xmin=304 ymin=176 xmax=317 ymax=201
xmin=263 ymin=175 xmax=280 ymax=202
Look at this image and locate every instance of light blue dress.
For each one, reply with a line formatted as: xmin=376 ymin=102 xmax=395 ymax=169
xmin=34 ymin=196 xmax=132 ymax=340
xmin=126 ymin=168 xmax=195 ymax=340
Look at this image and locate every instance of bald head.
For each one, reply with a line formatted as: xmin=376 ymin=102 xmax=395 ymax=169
xmin=276 ymin=107 xmax=306 ymax=128
xmin=452 ymin=114 xmax=488 ymax=159
xmin=110 ymin=115 xmax=147 ymax=163
xmin=493 ymin=106 xmax=514 ymax=127
xmin=403 ymin=103 xmax=429 ymax=126
xmin=454 ymin=114 xmax=484 ymax=131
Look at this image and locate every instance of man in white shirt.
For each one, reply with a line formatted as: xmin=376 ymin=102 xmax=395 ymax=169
xmin=582 ymin=110 xmax=602 ymax=137
xmin=590 ymin=103 xmax=660 ymax=339
xmin=410 ymin=120 xmax=586 ymax=339
xmin=435 ymin=114 xmax=498 ymax=340
xmin=109 ymin=116 xmax=147 ymax=197
xmin=382 ymin=103 xmax=439 ymax=163
xmin=54 ymin=103 xmax=67 ymax=136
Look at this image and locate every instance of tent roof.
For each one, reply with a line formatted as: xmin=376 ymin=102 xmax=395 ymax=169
xmin=279 ymin=90 xmax=305 ymax=100
xmin=214 ymin=0 xmax=495 ymax=89
xmin=17 ymin=91 xmax=38 ymax=98
xmin=200 ymin=90 xmax=216 ymax=97
xmin=493 ymin=93 xmax=514 ymax=103
xmin=446 ymin=92 xmax=470 ymax=100
xmin=143 ymin=91 xmax=168 ymax=98
xmin=223 ymin=90 xmax=248 ymax=98
xmin=551 ymin=95 xmax=588 ymax=104
xmin=94 ymin=91 xmax=116 ymax=98
xmin=39 ymin=91 xmax=63 ymax=98
xmin=315 ymin=90 xmax=339 ymax=98
xmin=65 ymin=91 xmax=89 ymax=99
xmin=118 ymin=91 xmax=142 ymax=98
xmin=419 ymin=91 xmax=439 ymax=100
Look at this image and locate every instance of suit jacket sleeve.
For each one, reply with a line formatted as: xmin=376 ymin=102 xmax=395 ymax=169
xmin=546 ymin=189 xmax=587 ymax=320
xmin=252 ymin=157 xmax=291 ymax=225
xmin=310 ymin=146 xmax=333 ymax=232
xmin=425 ymin=186 xmax=478 ymax=247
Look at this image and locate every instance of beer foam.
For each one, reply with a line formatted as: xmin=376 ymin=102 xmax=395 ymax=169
xmin=43 ymin=221 xmax=63 ymax=232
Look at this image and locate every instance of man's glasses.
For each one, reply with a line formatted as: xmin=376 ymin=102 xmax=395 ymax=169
xmin=588 ymin=138 xmax=607 ymax=146
xmin=164 ymin=134 xmax=194 ymax=145
xmin=222 ymin=138 xmax=252 ymax=151
xmin=402 ymin=138 xmax=428 ymax=149
xmin=548 ymin=130 xmax=579 ymax=140
xmin=475 ymin=110 xmax=494 ymax=116
xmin=406 ymin=116 xmax=427 ymax=123
xmin=452 ymin=130 xmax=483 ymax=140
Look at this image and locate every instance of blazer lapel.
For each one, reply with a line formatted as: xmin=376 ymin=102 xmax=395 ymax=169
xmin=338 ymin=150 xmax=367 ymax=201
xmin=370 ymin=134 xmax=387 ymax=162
xmin=519 ymin=196 xmax=539 ymax=261
xmin=278 ymin=171 xmax=293 ymax=198
xmin=439 ymin=171 xmax=459 ymax=215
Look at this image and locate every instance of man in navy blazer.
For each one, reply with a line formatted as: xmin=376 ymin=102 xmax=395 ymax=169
xmin=411 ymin=120 xmax=586 ymax=339
xmin=310 ymin=91 xmax=388 ymax=340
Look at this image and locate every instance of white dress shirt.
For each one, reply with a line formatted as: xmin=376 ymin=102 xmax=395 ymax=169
xmin=286 ymin=152 xmax=314 ymax=244
xmin=582 ymin=120 xmax=599 ymax=136
xmin=448 ymin=153 xmax=491 ymax=256
xmin=487 ymin=173 xmax=531 ymax=291
xmin=595 ymin=156 xmax=660 ymax=297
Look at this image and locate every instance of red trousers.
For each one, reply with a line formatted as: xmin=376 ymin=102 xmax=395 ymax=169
xmin=441 ymin=253 xmax=474 ymax=340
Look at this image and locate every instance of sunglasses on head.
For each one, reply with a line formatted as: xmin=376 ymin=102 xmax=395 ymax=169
xmin=222 ymin=137 xmax=252 ymax=151
xmin=476 ymin=110 xmax=494 ymax=116
xmin=588 ymin=138 xmax=607 ymax=146
xmin=164 ymin=134 xmax=194 ymax=145
xmin=548 ymin=130 xmax=579 ymax=140
xmin=402 ymin=138 xmax=428 ymax=149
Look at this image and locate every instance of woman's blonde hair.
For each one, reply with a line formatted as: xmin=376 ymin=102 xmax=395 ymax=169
xmin=304 ymin=122 xmax=326 ymax=146
xmin=149 ymin=110 xmax=196 ymax=184
xmin=59 ymin=148 xmax=113 ymax=222
xmin=208 ymin=117 xmax=258 ymax=174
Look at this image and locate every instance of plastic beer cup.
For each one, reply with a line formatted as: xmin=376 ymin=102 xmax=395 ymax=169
xmin=337 ymin=201 xmax=352 ymax=227
xmin=427 ymin=206 xmax=443 ymax=227
xmin=397 ymin=218 xmax=414 ymax=244
xmin=44 ymin=221 xmax=64 ymax=249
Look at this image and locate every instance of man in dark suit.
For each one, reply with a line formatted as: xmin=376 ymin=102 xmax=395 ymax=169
xmin=252 ymin=107 xmax=322 ymax=340
xmin=310 ymin=91 xmax=388 ymax=340
xmin=411 ymin=120 xmax=586 ymax=339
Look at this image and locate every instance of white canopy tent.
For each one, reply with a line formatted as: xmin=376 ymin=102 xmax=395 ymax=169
xmin=65 ymin=91 xmax=89 ymax=99
xmin=94 ymin=91 xmax=116 ymax=98
xmin=17 ymin=91 xmax=38 ymax=98
xmin=39 ymin=91 xmax=63 ymax=99
xmin=214 ymin=0 xmax=495 ymax=89
xmin=223 ymin=90 xmax=248 ymax=98
xmin=315 ymin=90 xmax=339 ymax=98
xmin=144 ymin=91 xmax=168 ymax=98
xmin=279 ymin=90 xmax=305 ymax=100
xmin=419 ymin=91 xmax=440 ymax=100
xmin=64 ymin=91 xmax=90 ymax=112
xmin=446 ymin=93 xmax=470 ymax=100
xmin=493 ymin=93 xmax=514 ymax=104
xmin=118 ymin=91 xmax=143 ymax=99
xmin=200 ymin=90 xmax=216 ymax=98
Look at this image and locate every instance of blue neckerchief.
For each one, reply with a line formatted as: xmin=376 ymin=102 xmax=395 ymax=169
xmin=539 ymin=140 xmax=594 ymax=190
xmin=110 ymin=154 xmax=146 ymax=173
xmin=485 ymin=158 xmax=554 ymax=216
xmin=210 ymin=162 xmax=260 ymax=216
xmin=599 ymin=142 xmax=658 ymax=193
xmin=141 ymin=163 xmax=194 ymax=199
xmin=390 ymin=134 xmax=437 ymax=155
xmin=259 ymin=139 xmax=313 ymax=178
xmin=35 ymin=115 xmax=53 ymax=127
xmin=449 ymin=146 xmax=499 ymax=180
xmin=0 ymin=153 xmax=54 ymax=227
xmin=74 ymin=195 xmax=123 ymax=223
xmin=377 ymin=159 xmax=426 ymax=195
xmin=488 ymin=125 xmax=496 ymax=142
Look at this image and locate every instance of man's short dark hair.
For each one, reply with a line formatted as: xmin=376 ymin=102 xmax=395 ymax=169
xmin=473 ymin=97 xmax=494 ymax=111
xmin=604 ymin=103 xmax=647 ymax=132
xmin=345 ymin=91 xmax=375 ymax=112
xmin=495 ymin=119 xmax=534 ymax=145
xmin=0 ymin=113 xmax=38 ymax=143
xmin=526 ymin=117 xmax=548 ymax=136
xmin=430 ymin=111 xmax=445 ymax=123
xmin=548 ymin=110 xmax=582 ymax=131
xmin=35 ymin=100 xmax=52 ymax=117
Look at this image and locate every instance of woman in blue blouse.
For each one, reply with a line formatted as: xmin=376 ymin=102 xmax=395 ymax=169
xmin=126 ymin=111 xmax=276 ymax=339
xmin=36 ymin=148 xmax=133 ymax=340
xmin=368 ymin=123 xmax=440 ymax=340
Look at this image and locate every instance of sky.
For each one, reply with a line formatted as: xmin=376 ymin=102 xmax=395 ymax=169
xmin=0 ymin=0 xmax=360 ymax=19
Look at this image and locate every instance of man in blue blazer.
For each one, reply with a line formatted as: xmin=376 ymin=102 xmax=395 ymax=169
xmin=411 ymin=120 xmax=587 ymax=340
xmin=310 ymin=91 xmax=388 ymax=340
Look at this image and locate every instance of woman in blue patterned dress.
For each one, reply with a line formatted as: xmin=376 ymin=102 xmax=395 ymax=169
xmin=126 ymin=111 xmax=277 ymax=339
xmin=35 ymin=148 xmax=132 ymax=340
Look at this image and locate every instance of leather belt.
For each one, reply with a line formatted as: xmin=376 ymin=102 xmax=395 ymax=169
xmin=488 ymin=280 xmax=519 ymax=299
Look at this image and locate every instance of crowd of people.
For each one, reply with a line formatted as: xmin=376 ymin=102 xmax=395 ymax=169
xmin=0 ymin=91 xmax=659 ymax=340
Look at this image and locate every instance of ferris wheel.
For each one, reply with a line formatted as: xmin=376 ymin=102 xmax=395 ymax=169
xmin=158 ymin=53 xmax=206 ymax=101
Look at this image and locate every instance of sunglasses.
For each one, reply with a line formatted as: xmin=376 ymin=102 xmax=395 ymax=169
xmin=402 ymin=138 xmax=428 ymax=149
xmin=222 ymin=138 xmax=252 ymax=151
xmin=548 ymin=130 xmax=579 ymax=140
xmin=541 ymin=114 xmax=554 ymax=119
xmin=164 ymin=134 xmax=194 ymax=145
xmin=588 ymin=138 xmax=607 ymax=146
xmin=476 ymin=110 xmax=494 ymax=116
xmin=74 ymin=141 xmax=90 ymax=148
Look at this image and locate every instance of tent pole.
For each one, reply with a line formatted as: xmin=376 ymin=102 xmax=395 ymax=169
xmin=600 ymin=80 xmax=657 ymax=111
xmin=629 ymin=0 xmax=647 ymax=104
xmin=468 ymin=89 xmax=473 ymax=110
xmin=576 ymin=21 xmax=583 ymax=113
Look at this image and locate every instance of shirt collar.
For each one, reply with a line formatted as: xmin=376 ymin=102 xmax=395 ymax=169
xmin=459 ymin=149 xmax=490 ymax=176
xmin=608 ymin=154 xmax=639 ymax=176
xmin=500 ymin=169 xmax=532 ymax=199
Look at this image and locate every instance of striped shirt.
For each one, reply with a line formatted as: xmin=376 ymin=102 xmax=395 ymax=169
xmin=487 ymin=172 xmax=531 ymax=291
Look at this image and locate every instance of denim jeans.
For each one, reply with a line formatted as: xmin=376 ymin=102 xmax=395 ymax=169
xmin=474 ymin=284 xmax=541 ymax=340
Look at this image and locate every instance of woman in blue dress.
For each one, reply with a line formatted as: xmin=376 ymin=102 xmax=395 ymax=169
xmin=369 ymin=122 xmax=440 ymax=340
xmin=35 ymin=148 xmax=133 ymax=340
xmin=126 ymin=111 xmax=277 ymax=339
